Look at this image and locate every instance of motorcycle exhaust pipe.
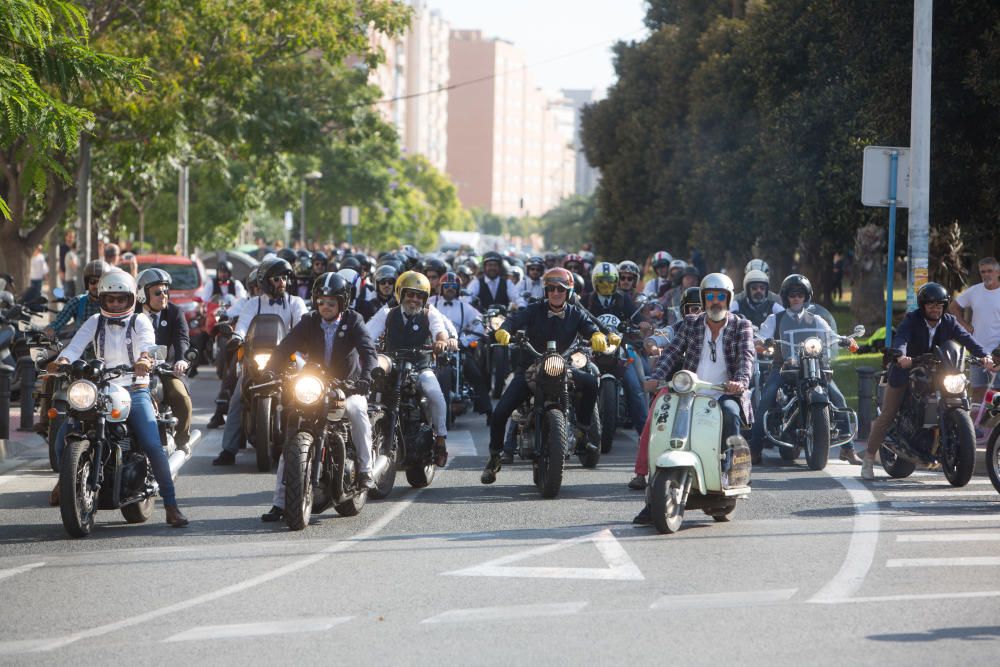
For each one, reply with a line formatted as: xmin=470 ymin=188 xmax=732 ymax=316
xmin=372 ymin=453 xmax=390 ymax=480
xmin=168 ymin=447 xmax=190 ymax=479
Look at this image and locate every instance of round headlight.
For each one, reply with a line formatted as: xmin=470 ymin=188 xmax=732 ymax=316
xmin=67 ymin=380 xmax=98 ymax=410
xmin=294 ymin=375 xmax=325 ymax=405
xmin=327 ymin=400 xmax=346 ymax=421
xmin=802 ymin=337 xmax=823 ymax=356
xmin=376 ymin=354 xmax=393 ymax=374
xmin=570 ymin=351 xmax=588 ymax=369
xmin=543 ymin=355 xmax=565 ymax=377
xmin=253 ymin=353 xmax=272 ymax=370
xmin=490 ymin=315 xmax=506 ymax=331
xmin=670 ymin=370 xmax=695 ymax=393
xmin=942 ymin=373 xmax=967 ymax=395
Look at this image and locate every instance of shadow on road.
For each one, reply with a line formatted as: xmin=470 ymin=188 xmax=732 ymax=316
xmin=867 ymin=626 xmax=1000 ymax=643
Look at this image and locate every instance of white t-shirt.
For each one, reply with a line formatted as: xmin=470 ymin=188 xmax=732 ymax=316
xmin=955 ymin=283 xmax=1000 ymax=352
xmin=696 ymin=325 xmax=728 ymax=398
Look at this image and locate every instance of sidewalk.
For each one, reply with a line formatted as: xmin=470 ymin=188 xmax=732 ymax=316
xmin=0 ymin=407 xmax=49 ymax=474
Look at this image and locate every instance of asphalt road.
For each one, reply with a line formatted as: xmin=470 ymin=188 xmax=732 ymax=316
xmin=1 ymin=374 xmax=999 ymax=665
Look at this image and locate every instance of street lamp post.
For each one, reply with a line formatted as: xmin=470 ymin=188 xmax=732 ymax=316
xmin=299 ymin=171 xmax=323 ymax=248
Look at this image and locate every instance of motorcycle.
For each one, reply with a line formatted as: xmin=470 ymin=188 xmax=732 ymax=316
xmin=238 ymin=314 xmax=288 ymax=472
xmin=762 ymin=323 xmax=865 ymax=470
xmin=646 ymin=370 xmax=752 ymax=534
xmin=879 ymin=342 xmax=980 ymax=486
xmin=205 ymin=293 xmax=238 ymax=379
xmin=483 ymin=305 xmax=510 ymax=399
xmin=506 ymin=332 xmax=600 ymax=498
xmin=57 ymin=346 xmax=191 ymax=538
xmin=591 ymin=312 xmax=644 ymax=453
xmin=985 ymin=390 xmax=1000 ymax=495
xmin=372 ymin=346 xmax=439 ymax=489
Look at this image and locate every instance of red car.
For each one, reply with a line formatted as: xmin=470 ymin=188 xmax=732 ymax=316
xmin=136 ymin=254 xmax=208 ymax=339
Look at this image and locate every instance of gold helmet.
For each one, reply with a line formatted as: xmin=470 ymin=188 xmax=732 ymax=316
xmin=394 ymin=270 xmax=431 ymax=303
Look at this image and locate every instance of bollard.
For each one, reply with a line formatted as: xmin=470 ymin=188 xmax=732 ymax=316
xmin=17 ymin=356 xmax=35 ymax=431
xmin=856 ymin=366 xmax=876 ymax=440
xmin=0 ymin=362 xmax=12 ymax=440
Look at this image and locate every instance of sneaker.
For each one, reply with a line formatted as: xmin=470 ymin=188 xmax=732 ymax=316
xmin=839 ymin=447 xmax=862 ymax=465
xmin=261 ymin=506 xmax=284 ymax=522
xmin=212 ymin=450 xmax=236 ymax=466
xmin=632 ymin=505 xmax=652 ymax=525
xmin=357 ymin=472 xmax=376 ymax=490
xmin=480 ymin=453 xmax=502 ymax=484
xmin=627 ymin=475 xmax=647 ymax=491
xmin=860 ymin=456 xmax=875 ymax=480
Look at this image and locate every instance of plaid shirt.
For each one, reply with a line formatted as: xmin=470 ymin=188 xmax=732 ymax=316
xmin=651 ymin=312 xmax=756 ymax=423
xmin=50 ymin=294 xmax=100 ymax=333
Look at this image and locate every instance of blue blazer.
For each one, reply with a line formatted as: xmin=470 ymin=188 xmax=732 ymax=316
xmin=887 ymin=311 xmax=986 ymax=387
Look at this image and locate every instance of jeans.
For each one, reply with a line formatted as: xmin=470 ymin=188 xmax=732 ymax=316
xmin=750 ymin=368 xmax=847 ymax=455
xmin=220 ymin=378 xmax=245 ymax=454
xmin=621 ymin=362 xmax=648 ymax=436
xmin=56 ymin=387 xmax=177 ymax=505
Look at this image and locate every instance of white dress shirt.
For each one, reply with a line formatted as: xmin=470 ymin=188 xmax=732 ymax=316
xmin=467 ymin=275 xmax=520 ymax=305
xmin=366 ymin=304 xmax=451 ymax=342
xmin=200 ymin=278 xmax=247 ymax=303
xmin=430 ymin=296 xmax=483 ymax=346
xmin=518 ymin=278 xmax=545 ymax=307
xmin=61 ymin=313 xmax=156 ymax=387
xmin=234 ymin=294 xmax=308 ymax=339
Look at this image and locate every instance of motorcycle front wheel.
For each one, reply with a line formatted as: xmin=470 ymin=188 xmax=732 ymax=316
xmin=536 ymin=408 xmax=567 ymax=498
xmin=880 ymin=443 xmax=916 ymax=478
xmin=987 ymin=426 xmax=1000 ymax=495
xmin=598 ymin=378 xmax=617 ymax=453
xmin=283 ymin=432 xmax=315 ymax=531
xmin=805 ymin=404 xmax=831 ymax=471
xmin=941 ymin=409 xmax=976 ymax=487
xmin=253 ymin=396 xmax=273 ymax=473
xmin=60 ymin=439 xmax=98 ymax=538
xmin=651 ymin=468 xmax=688 ymax=534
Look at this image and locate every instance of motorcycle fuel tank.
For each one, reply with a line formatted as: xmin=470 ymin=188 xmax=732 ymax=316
xmin=103 ymin=383 xmax=132 ymax=423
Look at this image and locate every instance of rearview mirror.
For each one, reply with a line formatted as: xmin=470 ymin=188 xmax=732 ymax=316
xmin=184 ymin=348 xmax=200 ymax=362
xmin=852 ymin=325 xmax=866 ymax=338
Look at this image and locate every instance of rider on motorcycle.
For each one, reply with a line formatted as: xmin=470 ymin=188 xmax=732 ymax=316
xmin=260 ymin=272 xmax=378 ymax=521
xmin=358 ymin=264 xmax=399 ymax=321
xmin=861 ymin=282 xmax=995 ymax=479
xmin=617 ymin=261 xmax=641 ymax=300
xmin=200 ymin=260 xmax=246 ymax=303
xmin=45 ymin=260 xmax=109 ymax=339
xmin=643 ymin=251 xmax=674 ymax=299
xmin=518 ymin=256 xmax=546 ymax=307
xmin=662 ymin=266 xmax=701 ymax=310
xmin=137 ymin=268 xmax=194 ymax=452
xmin=480 ymin=267 xmax=613 ymax=484
xmin=730 ymin=268 xmax=782 ymax=328
xmin=52 ymin=270 xmax=189 ymax=526
xmin=467 ymin=251 xmax=519 ymax=310
xmin=430 ymin=272 xmax=492 ymax=419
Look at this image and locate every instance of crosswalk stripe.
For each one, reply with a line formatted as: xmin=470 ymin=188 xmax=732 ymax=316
xmin=421 ymin=602 xmax=587 ymax=624
xmin=164 ymin=617 xmax=353 ymax=642
xmin=650 ymin=588 xmax=797 ymax=610
xmin=897 ymin=532 xmax=1000 ymax=542
xmin=883 ymin=490 xmax=999 ymax=497
xmin=896 ymin=514 xmax=1000 ymax=522
xmin=887 ymin=557 xmax=1000 ymax=567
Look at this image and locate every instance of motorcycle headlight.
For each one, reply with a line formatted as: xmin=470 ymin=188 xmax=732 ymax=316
xmin=376 ymin=354 xmax=393 ymax=375
xmin=570 ymin=351 xmax=588 ymax=369
xmin=490 ymin=315 xmax=506 ymax=331
xmin=67 ymin=380 xmax=98 ymax=410
xmin=253 ymin=353 xmax=271 ymax=370
xmin=670 ymin=370 xmax=695 ymax=394
xmin=293 ymin=375 xmax=324 ymax=405
xmin=327 ymin=400 xmax=346 ymax=421
xmin=802 ymin=337 xmax=823 ymax=356
xmin=543 ymin=354 xmax=565 ymax=377
xmin=942 ymin=373 xmax=967 ymax=395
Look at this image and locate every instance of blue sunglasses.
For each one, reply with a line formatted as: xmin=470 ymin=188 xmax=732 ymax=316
xmin=703 ymin=292 xmax=727 ymax=302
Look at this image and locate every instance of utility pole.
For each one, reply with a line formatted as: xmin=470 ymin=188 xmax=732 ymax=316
xmin=177 ymin=165 xmax=189 ymax=256
xmin=907 ymin=0 xmax=932 ymax=310
xmin=299 ymin=171 xmax=323 ymax=248
xmin=77 ymin=135 xmax=92 ymax=266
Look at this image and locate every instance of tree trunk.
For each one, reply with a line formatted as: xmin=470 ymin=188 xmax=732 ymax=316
xmin=850 ymin=223 xmax=886 ymax=334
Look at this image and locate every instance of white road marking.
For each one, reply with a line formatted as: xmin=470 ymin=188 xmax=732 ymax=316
xmin=446 ymin=429 xmax=477 ymax=457
xmin=9 ymin=488 xmax=426 ymax=653
xmin=883 ymin=490 xmax=999 ymax=497
xmin=874 ymin=478 xmax=993 ymax=486
xmin=897 ymin=532 xmax=1000 ymax=542
xmin=823 ymin=590 xmax=1000 ymax=605
xmin=808 ymin=464 xmax=880 ymax=604
xmin=887 ymin=557 xmax=1000 ymax=567
xmin=0 ymin=462 xmax=50 ymax=488
xmin=164 ymin=617 xmax=352 ymax=642
xmin=0 ymin=562 xmax=45 ymax=582
xmin=650 ymin=588 xmax=797 ymax=610
xmin=443 ymin=528 xmax=644 ymax=581
xmin=896 ymin=514 xmax=1000 ymax=522
xmin=421 ymin=602 xmax=587 ymax=624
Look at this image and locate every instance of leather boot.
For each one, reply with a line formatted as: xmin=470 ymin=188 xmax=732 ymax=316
xmin=165 ymin=504 xmax=190 ymax=527
xmin=434 ymin=436 xmax=448 ymax=467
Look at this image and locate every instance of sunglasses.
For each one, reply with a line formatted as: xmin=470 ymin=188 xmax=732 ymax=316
xmin=703 ymin=292 xmax=727 ymax=302
xmin=151 ymin=289 xmax=169 ymax=297
xmin=315 ymin=297 xmax=339 ymax=307
xmin=619 ymin=276 xmax=636 ymax=283
xmin=441 ymin=283 xmax=460 ymax=291
xmin=527 ymin=267 xmax=543 ymax=272
xmin=270 ymin=275 xmax=289 ymax=283
xmin=377 ymin=279 xmax=395 ymax=286
xmin=402 ymin=290 xmax=426 ymax=299
xmin=545 ymin=285 xmax=568 ymax=293
xmin=103 ymin=294 xmax=129 ymax=304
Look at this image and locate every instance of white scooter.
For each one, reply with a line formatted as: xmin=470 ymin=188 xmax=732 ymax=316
xmin=646 ymin=370 xmax=752 ymax=534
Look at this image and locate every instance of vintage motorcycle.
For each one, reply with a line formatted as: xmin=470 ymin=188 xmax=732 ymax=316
xmin=761 ymin=321 xmax=864 ymax=470
xmin=879 ymin=343 xmax=979 ymax=486
xmin=483 ymin=305 xmax=510 ymax=399
xmin=591 ymin=312 xmax=644 ymax=452
xmin=646 ymin=370 xmax=752 ymax=534
xmin=238 ymin=313 xmax=288 ymax=472
xmin=205 ymin=293 xmax=238 ymax=379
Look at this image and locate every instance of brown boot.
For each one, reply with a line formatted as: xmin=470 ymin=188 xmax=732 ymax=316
xmin=49 ymin=483 xmax=60 ymax=507
xmin=434 ymin=436 xmax=448 ymax=468
xmin=165 ymin=504 xmax=190 ymax=528
xmin=839 ymin=447 xmax=862 ymax=465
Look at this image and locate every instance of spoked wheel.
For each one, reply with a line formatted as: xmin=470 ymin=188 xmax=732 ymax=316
xmin=536 ymin=409 xmax=567 ymax=498
xmin=650 ymin=468 xmax=689 ymax=534
xmin=941 ymin=410 xmax=976 ymax=487
xmin=805 ymin=404 xmax=831 ymax=471
xmin=368 ymin=418 xmax=399 ymax=500
xmin=283 ymin=432 xmax=315 ymax=531
xmin=987 ymin=426 xmax=1000 ymax=495
xmin=60 ymin=439 xmax=98 ymax=538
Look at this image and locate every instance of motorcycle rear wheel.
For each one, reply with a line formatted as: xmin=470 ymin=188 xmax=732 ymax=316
xmin=880 ymin=443 xmax=915 ymax=478
xmin=60 ymin=439 xmax=97 ymax=538
xmin=283 ymin=432 xmax=314 ymax=531
xmin=707 ymin=501 xmax=737 ymax=522
xmin=805 ymin=404 xmax=831 ymax=471
xmin=598 ymin=378 xmax=617 ymax=453
xmin=987 ymin=426 xmax=1000 ymax=495
xmin=578 ymin=405 xmax=602 ymax=469
xmin=537 ymin=408 xmax=567 ymax=498
xmin=651 ymin=468 xmax=687 ymax=534
xmin=941 ymin=409 xmax=976 ymax=487
xmin=253 ymin=396 xmax=273 ymax=473
xmin=121 ymin=497 xmax=154 ymax=524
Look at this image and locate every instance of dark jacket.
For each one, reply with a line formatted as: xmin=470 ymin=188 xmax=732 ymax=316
xmin=887 ymin=311 xmax=986 ymax=387
xmin=501 ymin=301 xmax=599 ymax=372
xmin=147 ymin=303 xmax=190 ymax=362
xmin=267 ymin=309 xmax=376 ymax=383
xmin=582 ymin=291 xmax=636 ymax=322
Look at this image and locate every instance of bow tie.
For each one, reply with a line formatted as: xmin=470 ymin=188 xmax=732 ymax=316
xmin=269 ymin=297 xmax=284 ymax=306
xmin=444 ymin=300 xmax=454 ymax=307
xmin=106 ymin=318 xmax=126 ymax=327
xmin=547 ymin=309 xmax=566 ymax=319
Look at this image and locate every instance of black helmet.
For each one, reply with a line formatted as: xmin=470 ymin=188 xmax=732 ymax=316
xmin=259 ymin=257 xmax=293 ymax=296
xmin=571 ymin=271 xmax=586 ymax=295
xmin=217 ymin=260 xmax=233 ymax=278
xmin=682 ymin=265 xmax=701 ymax=280
xmin=374 ymin=264 xmax=400 ymax=284
xmin=424 ymin=257 xmax=447 ymax=276
xmin=351 ymin=253 xmax=373 ymax=274
xmin=312 ymin=272 xmax=350 ymax=310
xmin=340 ymin=256 xmax=362 ymax=272
xmin=525 ymin=256 xmax=544 ymax=271
xmin=482 ymin=251 xmax=503 ymax=266
xmin=277 ymin=248 xmax=298 ymax=265
xmin=312 ymin=251 xmax=328 ymax=266
xmin=680 ymin=286 xmax=701 ymax=313
xmin=917 ymin=282 xmax=950 ymax=309
xmin=779 ymin=274 xmax=813 ymax=308
xmin=399 ymin=245 xmax=420 ymax=269
xmin=82 ymin=259 xmax=111 ymax=284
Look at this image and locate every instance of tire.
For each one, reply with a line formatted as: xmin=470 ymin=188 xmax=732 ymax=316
xmin=707 ymin=502 xmax=737 ymax=522
xmin=578 ymin=404 xmax=601 ymax=469
xmin=59 ymin=439 xmax=98 ymax=538
xmin=537 ymin=409 xmax=568 ymax=498
xmin=650 ymin=468 xmax=687 ymax=534
xmin=987 ymin=426 xmax=1000 ymax=495
xmin=880 ymin=444 xmax=916 ymax=478
xmin=283 ymin=432 xmax=314 ymax=531
xmin=121 ymin=498 xmax=153 ymax=524
xmin=805 ymin=404 xmax=831 ymax=471
xmin=941 ymin=409 xmax=976 ymax=487
xmin=253 ymin=396 xmax=273 ymax=473
xmin=405 ymin=462 xmax=436 ymax=488
xmin=778 ymin=445 xmax=799 ymax=462
xmin=598 ymin=378 xmax=617 ymax=453
xmin=47 ymin=413 xmax=65 ymax=472
xmin=368 ymin=418 xmax=399 ymax=500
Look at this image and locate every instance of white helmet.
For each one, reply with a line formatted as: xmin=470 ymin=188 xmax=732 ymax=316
xmin=98 ymin=269 xmax=137 ymax=319
xmin=699 ymin=273 xmax=735 ymax=312
xmin=745 ymin=258 xmax=770 ymax=276
xmin=742 ymin=269 xmax=770 ymax=293
xmin=669 ymin=259 xmax=687 ymax=271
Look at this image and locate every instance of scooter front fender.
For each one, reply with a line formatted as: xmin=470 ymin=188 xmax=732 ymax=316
xmin=654 ymin=452 xmax=706 ymax=495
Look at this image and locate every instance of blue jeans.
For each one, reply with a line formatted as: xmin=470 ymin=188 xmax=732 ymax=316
xmin=750 ymin=369 xmax=847 ymax=454
xmin=621 ymin=362 xmax=648 ymax=436
xmin=56 ymin=387 xmax=177 ymax=505
xmin=220 ymin=382 xmax=245 ymax=454
xmin=719 ymin=395 xmax=742 ymax=442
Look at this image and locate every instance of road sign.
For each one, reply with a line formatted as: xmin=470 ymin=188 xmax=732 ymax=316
xmin=861 ymin=146 xmax=910 ymax=208
xmin=283 ymin=210 xmax=293 ymax=231
xmin=340 ymin=206 xmax=360 ymax=227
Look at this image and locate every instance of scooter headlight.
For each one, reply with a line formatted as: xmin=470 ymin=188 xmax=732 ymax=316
xmin=570 ymin=351 xmax=588 ymax=369
xmin=67 ymin=380 xmax=98 ymax=410
xmin=543 ymin=354 xmax=565 ymax=377
xmin=942 ymin=373 xmax=967 ymax=395
xmin=670 ymin=370 xmax=695 ymax=394
xmin=253 ymin=353 xmax=272 ymax=370
xmin=293 ymin=375 xmax=324 ymax=405
xmin=802 ymin=337 xmax=823 ymax=356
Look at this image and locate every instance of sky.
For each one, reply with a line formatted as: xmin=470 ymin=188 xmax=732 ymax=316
xmin=424 ymin=0 xmax=649 ymax=98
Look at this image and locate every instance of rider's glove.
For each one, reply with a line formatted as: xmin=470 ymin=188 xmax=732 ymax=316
xmin=608 ymin=333 xmax=622 ymax=348
xmin=354 ymin=379 xmax=371 ymax=396
xmin=495 ymin=329 xmax=511 ymax=346
xmin=591 ymin=332 xmax=609 ymax=354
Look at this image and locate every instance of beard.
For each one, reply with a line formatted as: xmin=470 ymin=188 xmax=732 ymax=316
xmin=707 ymin=304 xmax=728 ymax=322
xmin=402 ymin=301 xmax=423 ymax=317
